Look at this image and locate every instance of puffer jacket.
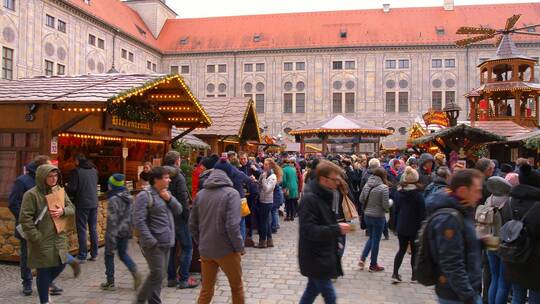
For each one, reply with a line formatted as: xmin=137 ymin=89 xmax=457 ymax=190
xmin=359 ymin=175 xmax=389 ymax=218
xmin=258 ymin=171 xmax=277 ymax=204
xmin=19 ymin=165 xmax=75 ymax=268
xmin=105 ymin=189 xmax=133 ymax=251
xmin=426 ymin=190 xmax=482 ymax=303
xmin=424 ymin=176 xmax=449 ymax=200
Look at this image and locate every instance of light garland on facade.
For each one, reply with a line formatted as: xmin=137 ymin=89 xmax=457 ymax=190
xmin=168 ymin=117 xmax=199 ymax=122
xmin=61 ymin=107 xmax=106 ymax=112
xmin=58 ymin=133 xmax=164 ymax=144
xmin=158 ymin=106 xmax=191 ymax=111
xmin=125 ymin=138 xmax=164 ymax=144
xmin=289 ymin=129 xmax=393 ymax=136
xmin=150 ymin=94 xmax=182 ymax=99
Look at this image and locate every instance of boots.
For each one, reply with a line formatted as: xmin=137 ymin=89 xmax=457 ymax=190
xmin=70 ymin=260 xmax=81 ymax=278
xmin=244 ymin=238 xmax=255 ymax=247
xmin=255 ymin=240 xmax=267 ymax=248
xmin=267 ymin=239 xmax=274 ymax=248
xmin=132 ymin=270 xmax=143 ymax=290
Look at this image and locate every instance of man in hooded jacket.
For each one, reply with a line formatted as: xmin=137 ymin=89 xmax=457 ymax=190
xmin=417 ymin=153 xmax=435 ymax=189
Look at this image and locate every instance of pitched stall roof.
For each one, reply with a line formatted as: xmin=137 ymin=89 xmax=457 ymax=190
xmin=289 ymin=115 xmax=392 ymax=136
xmin=412 ymin=124 xmax=506 ymax=146
xmin=507 ymin=129 xmax=540 ymax=142
xmin=192 ymin=97 xmax=261 ymax=141
xmin=158 ymin=3 xmax=540 ymax=53
xmin=64 ymin=0 xmax=160 ymax=49
xmin=464 ymin=120 xmax=533 ymax=138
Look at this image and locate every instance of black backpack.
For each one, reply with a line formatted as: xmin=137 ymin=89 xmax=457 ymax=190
xmin=499 ymin=200 xmax=538 ymax=264
xmin=414 ymin=208 xmax=464 ymax=286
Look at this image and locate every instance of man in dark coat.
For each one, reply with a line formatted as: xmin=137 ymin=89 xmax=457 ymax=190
xmin=417 ymin=153 xmax=435 ymax=189
xmin=67 ymin=154 xmax=99 ymax=262
xmin=298 ymin=160 xmax=352 ymax=304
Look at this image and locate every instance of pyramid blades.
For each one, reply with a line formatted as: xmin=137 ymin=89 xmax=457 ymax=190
xmin=505 ymin=14 xmax=521 ymax=31
xmin=456 ymin=33 xmax=496 ymax=47
xmin=456 ymin=27 xmax=496 ymax=35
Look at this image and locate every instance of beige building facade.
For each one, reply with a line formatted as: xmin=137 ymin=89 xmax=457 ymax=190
xmin=1 ymin=0 xmax=540 ymax=136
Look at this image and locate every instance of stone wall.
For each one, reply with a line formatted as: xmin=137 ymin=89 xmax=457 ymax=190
xmin=0 ymin=200 xmax=108 ymax=262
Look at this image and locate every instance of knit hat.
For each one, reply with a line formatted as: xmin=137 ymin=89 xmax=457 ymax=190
xmin=213 ymin=157 xmax=233 ymax=176
xmin=201 ymin=154 xmax=219 ymax=170
xmin=402 ymin=166 xmax=419 ymax=184
xmin=368 ymin=158 xmax=381 ymax=169
xmin=108 ymin=173 xmax=125 ymax=190
xmin=435 ymin=153 xmax=446 ymax=162
xmin=519 ymin=164 xmax=540 ymax=188
xmin=504 ymin=172 xmax=520 ymax=187
xmin=486 ymin=176 xmax=512 ymax=196
xmin=500 ymin=163 xmax=514 ymax=174
xmin=406 ymin=157 xmax=418 ymax=167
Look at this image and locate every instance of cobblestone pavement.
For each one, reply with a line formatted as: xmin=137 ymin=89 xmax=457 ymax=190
xmin=0 ymin=219 xmax=437 ymax=304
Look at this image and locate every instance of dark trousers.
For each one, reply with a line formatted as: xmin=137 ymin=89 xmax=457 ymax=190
xmin=299 ymin=277 xmax=337 ymax=304
xmin=337 ymin=234 xmax=346 ymax=259
xmin=18 ymin=236 xmax=32 ymax=287
xmin=246 ymin=195 xmax=257 ymax=238
xmin=36 ymin=264 xmax=66 ymax=304
xmin=257 ymin=203 xmax=272 ymax=241
xmin=137 ymin=245 xmax=170 ymax=304
xmin=168 ymin=222 xmax=193 ymax=282
xmin=105 ymin=236 xmax=137 ymax=282
xmin=285 ymin=198 xmax=298 ymax=218
xmin=76 ymin=207 xmax=98 ymax=260
xmin=393 ymin=234 xmax=416 ymax=277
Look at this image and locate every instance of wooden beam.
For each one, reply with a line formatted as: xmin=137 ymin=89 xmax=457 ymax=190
xmin=170 ymin=126 xmax=196 ymax=143
xmin=51 ymin=113 xmax=92 ymax=135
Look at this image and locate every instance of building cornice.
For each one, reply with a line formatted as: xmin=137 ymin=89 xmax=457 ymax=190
xmin=50 ymin=0 xmax=163 ymax=55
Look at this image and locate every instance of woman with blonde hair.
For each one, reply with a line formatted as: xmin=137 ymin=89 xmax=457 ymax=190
xmin=256 ymin=158 xmax=282 ymax=248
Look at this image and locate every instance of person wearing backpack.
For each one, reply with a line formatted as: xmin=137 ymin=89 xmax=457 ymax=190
xmin=391 ymin=166 xmax=426 ymax=284
xmin=100 ymin=174 xmax=142 ymax=291
xmin=424 ymin=166 xmax=451 ymax=201
xmin=421 ymin=169 xmax=484 ymax=304
xmin=476 ymin=176 xmax=512 ymax=304
xmin=500 ymin=164 xmax=540 ymax=304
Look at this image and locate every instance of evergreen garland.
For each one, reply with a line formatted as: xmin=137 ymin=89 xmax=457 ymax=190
xmin=107 ymin=102 xmax=160 ymax=122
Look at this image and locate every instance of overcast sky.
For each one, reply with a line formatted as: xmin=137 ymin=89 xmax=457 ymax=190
xmin=167 ymin=0 xmax=540 ymax=19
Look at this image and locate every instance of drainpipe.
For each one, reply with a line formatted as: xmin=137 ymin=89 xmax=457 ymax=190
xmin=107 ymin=29 xmax=120 ymax=73
xmin=465 ymin=45 xmax=470 ymax=116
xmin=233 ymin=52 xmax=237 ymax=97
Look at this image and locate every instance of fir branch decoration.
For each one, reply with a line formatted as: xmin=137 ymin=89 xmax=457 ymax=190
xmin=107 ymin=101 xmax=160 ymax=122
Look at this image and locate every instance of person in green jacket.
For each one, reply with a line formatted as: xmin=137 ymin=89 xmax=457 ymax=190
xmin=19 ymin=164 xmax=76 ymax=304
xmin=282 ymin=158 xmax=299 ymax=221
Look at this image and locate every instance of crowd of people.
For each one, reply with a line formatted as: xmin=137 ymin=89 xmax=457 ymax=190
xmin=7 ymin=149 xmax=540 ymax=304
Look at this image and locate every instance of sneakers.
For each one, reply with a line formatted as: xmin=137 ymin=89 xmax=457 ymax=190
xmin=368 ymin=265 xmax=385 ymax=272
xmin=70 ymin=260 xmax=81 ymax=278
xmin=75 ymin=257 xmax=87 ymax=264
xmin=100 ymin=281 xmax=117 ymax=291
xmin=22 ymin=283 xmax=32 ymax=296
xmin=88 ymin=256 xmax=97 ymax=262
xmin=132 ymin=271 xmax=143 ymax=290
xmin=357 ymin=258 xmax=366 ymax=270
xmin=49 ymin=283 xmax=63 ymax=296
xmin=178 ymin=277 xmax=199 ymax=289
xmin=391 ymin=274 xmax=402 ymax=284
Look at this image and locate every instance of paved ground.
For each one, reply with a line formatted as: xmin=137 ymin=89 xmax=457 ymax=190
xmin=0 ymin=218 xmax=437 ymax=304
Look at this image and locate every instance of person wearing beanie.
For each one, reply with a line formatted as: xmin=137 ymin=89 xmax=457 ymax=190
xmin=101 ymin=174 xmax=142 ymax=291
xmin=359 ymin=158 xmax=381 ymax=196
xmin=477 ymin=176 xmax=512 ymax=304
xmin=501 ymin=163 xmax=540 ymax=302
xmin=434 ymin=153 xmax=446 ymax=171
xmin=391 ymin=166 xmax=425 ymax=283
xmin=417 ymin=153 xmax=435 ymax=189
xmin=406 ymin=157 xmax=418 ymax=169
xmin=197 ymin=154 xmax=219 ymax=191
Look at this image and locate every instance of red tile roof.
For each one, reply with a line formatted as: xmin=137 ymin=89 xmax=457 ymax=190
xmin=65 ymin=0 xmax=160 ymax=50
xmin=157 ymin=3 xmax=540 ymax=53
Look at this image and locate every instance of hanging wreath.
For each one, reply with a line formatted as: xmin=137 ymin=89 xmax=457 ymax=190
xmin=107 ymin=101 xmax=160 ymax=122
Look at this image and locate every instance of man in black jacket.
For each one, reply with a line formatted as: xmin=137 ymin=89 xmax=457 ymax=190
xmin=163 ymin=151 xmax=199 ymax=289
xmin=298 ymin=160 xmax=352 ymax=304
xmin=67 ymin=154 xmax=99 ymax=263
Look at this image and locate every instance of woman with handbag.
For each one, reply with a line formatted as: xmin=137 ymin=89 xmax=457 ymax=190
xmin=19 ymin=164 xmax=76 ymax=304
xmin=391 ymin=166 xmax=426 ymax=284
xmin=358 ymin=167 xmax=390 ymax=272
xmin=256 ymin=158 xmax=282 ymax=248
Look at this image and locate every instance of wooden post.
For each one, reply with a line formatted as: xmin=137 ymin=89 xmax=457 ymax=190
xmin=321 ymin=134 xmax=328 ymax=154
xmin=469 ymin=96 xmax=476 ymax=126
xmin=535 ymin=93 xmax=539 ymax=125
xmin=514 ymin=91 xmax=522 ymax=121
xmin=300 ymin=136 xmax=305 ymax=155
xmin=122 ymin=137 xmax=127 ymax=177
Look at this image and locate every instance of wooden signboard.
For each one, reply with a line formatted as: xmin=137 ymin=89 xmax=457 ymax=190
xmin=104 ymin=114 xmax=152 ymax=134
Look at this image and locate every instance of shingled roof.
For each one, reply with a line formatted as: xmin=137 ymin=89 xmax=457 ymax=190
xmin=192 ymin=97 xmax=261 ymax=141
xmin=465 ymin=120 xmax=533 ymax=138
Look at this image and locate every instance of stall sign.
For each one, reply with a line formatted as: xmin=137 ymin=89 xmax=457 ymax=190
xmin=50 ymin=136 xmax=58 ymax=154
xmin=423 ymin=111 xmax=449 ymax=127
xmin=122 ymin=147 xmax=129 ymax=159
xmin=105 ymin=114 xmax=152 ymax=134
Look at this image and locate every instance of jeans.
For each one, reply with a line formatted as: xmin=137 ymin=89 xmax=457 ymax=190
xmin=271 ymin=208 xmax=279 ymax=231
xmin=199 ymin=253 xmax=244 ymax=304
xmin=393 ymin=234 xmax=416 ymax=278
xmin=167 ymin=222 xmax=193 ymax=282
xmin=246 ymin=195 xmax=257 ymax=238
xmin=361 ymin=216 xmax=385 ymax=266
xmin=438 ymin=295 xmax=482 ymax=304
xmin=36 ymin=264 xmax=66 ymax=303
xmin=18 ymin=236 xmax=32 ymax=287
xmin=257 ymin=203 xmax=272 ymax=241
xmin=486 ymin=251 xmax=510 ymax=304
xmin=240 ymin=217 xmax=246 ymax=240
xmin=105 ymin=237 xmax=137 ymax=282
xmin=285 ymin=198 xmax=298 ymax=218
xmin=137 ymin=245 xmax=170 ymax=304
xmin=512 ymin=285 xmax=540 ymax=304
xmin=299 ymin=277 xmax=337 ymax=304
xmin=76 ymin=207 xmax=98 ymax=260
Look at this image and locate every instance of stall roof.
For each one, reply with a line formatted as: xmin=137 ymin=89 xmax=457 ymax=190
xmin=464 ymin=120 xmax=533 ymax=138
xmin=289 ymin=115 xmax=392 ymax=136
xmin=170 ymin=130 xmax=210 ymax=149
xmin=412 ymin=124 xmax=506 ymax=146
xmin=507 ymin=129 xmax=540 ymax=142
xmin=192 ymin=97 xmax=261 ymax=141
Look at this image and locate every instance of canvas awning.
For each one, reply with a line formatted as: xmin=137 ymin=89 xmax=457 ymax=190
xmin=289 ymin=115 xmax=392 ymax=136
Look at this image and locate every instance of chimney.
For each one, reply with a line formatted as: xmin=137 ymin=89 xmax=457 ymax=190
xmin=383 ymin=3 xmax=390 ymax=13
xmin=444 ymin=0 xmax=454 ymax=11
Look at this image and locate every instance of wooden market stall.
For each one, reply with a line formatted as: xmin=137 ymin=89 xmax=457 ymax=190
xmin=0 ymin=73 xmax=211 ymax=261
xmin=191 ymin=97 xmax=261 ymax=154
xmin=289 ymin=115 xmax=392 ymax=154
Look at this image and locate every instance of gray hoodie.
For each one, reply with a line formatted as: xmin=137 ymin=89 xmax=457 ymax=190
xmin=359 ymin=175 xmax=389 ymax=218
xmin=189 ymin=169 xmax=243 ymax=259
